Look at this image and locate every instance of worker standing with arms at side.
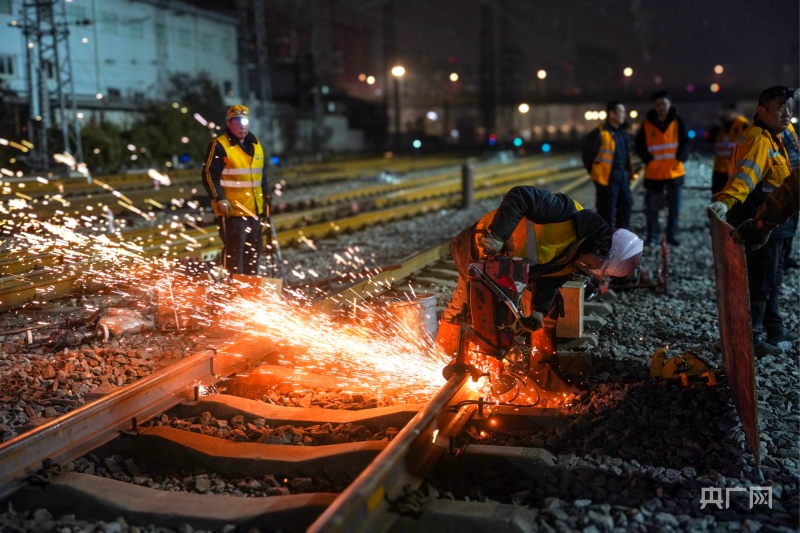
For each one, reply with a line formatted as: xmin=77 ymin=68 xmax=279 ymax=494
xmin=635 ymin=91 xmax=691 ymax=247
xmin=201 ymin=105 xmax=270 ymax=276
xmin=709 ymin=102 xmax=749 ymax=196
xmin=708 ymin=86 xmax=799 ymax=356
xmin=582 ymin=101 xmax=634 ymax=229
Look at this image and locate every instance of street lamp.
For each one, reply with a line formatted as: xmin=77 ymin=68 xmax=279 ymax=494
xmin=391 ymin=65 xmax=405 ymax=150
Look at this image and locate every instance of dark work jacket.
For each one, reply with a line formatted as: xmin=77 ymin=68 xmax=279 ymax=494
xmin=582 ymin=122 xmax=632 ymax=183
xmin=486 ymin=187 xmax=613 ymax=277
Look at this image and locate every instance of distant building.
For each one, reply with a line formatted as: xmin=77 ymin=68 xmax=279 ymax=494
xmin=1 ymin=0 xmax=239 ymax=128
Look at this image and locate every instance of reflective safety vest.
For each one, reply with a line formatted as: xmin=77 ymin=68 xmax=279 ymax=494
xmin=216 ymin=134 xmax=265 ymax=217
xmin=714 ymin=124 xmax=793 ymax=210
xmin=643 ymin=120 xmax=685 ymax=180
xmin=590 ymin=125 xmax=615 ymax=186
xmin=474 ymin=199 xmax=583 ymax=277
xmin=713 ymin=116 xmax=749 ymax=174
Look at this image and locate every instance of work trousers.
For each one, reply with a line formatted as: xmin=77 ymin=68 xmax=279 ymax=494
xmin=644 ymin=179 xmax=683 ymax=244
xmin=595 ymin=171 xmax=632 ymax=229
xmin=749 ymin=236 xmax=789 ymax=339
xmin=219 ymin=216 xmax=263 ymax=275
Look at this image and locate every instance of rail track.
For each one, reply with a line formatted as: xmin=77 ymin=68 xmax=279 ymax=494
xmin=0 ymin=153 xmax=588 ymax=311
xmin=0 ymin=223 xmax=618 ymax=531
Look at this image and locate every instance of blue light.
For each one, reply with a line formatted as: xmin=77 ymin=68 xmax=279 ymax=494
xmin=513 ymin=137 xmax=523 ymax=147
xmin=688 ymin=130 xmax=696 ymax=139
xmin=488 ymin=138 xmax=497 ymax=146
xmin=412 ymin=139 xmax=422 ymax=149
xmin=271 ymin=156 xmax=280 ymax=165
xmin=541 ymin=143 xmax=551 ymax=153
xmin=180 ymin=154 xmax=190 ymax=163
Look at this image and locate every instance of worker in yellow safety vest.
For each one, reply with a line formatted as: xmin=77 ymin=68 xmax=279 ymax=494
xmin=707 ymin=86 xmax=799 ymax=357
xmin=435 ymin=186 xmax=642 ymax=392
xmin=635 ymin=91 xmax=691 ymax=247
xmin=710 ymin=102 xmax=749 ymax=196
xmin=201 ymin=105 xmax=270 ymax=275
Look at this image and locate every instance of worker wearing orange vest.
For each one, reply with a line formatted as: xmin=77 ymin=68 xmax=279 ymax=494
xmin=201 ymin=105 xmax=270 ymax=275
xmin=582 ymin=101 xmax=634 ymax=229
xmin=710 ymin=102 xmax=749 ymax=195
xmin=635 ymin=91 xmax=691 ymax=247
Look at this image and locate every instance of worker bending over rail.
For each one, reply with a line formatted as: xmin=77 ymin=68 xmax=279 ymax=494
xmin=436 ymin=186 xmax=643 ymax=392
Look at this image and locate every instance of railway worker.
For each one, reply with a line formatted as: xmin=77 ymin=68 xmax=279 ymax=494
xmin=709 ymin=102 xmax=749 ymax=196
xmin=635 ymin=91 xmax=691 ymax=247
xmin=201 ymin=104 xmax=270 ymax=275
xmin=435 ymin=186 xmax=643 ymax=391
xmin=732 ymin=169 xmax=799 ymax=252
xmin=707 ymin=86 xmax=799 ymax=356
xmin=582 ymin=101 xmax=634 ymax=229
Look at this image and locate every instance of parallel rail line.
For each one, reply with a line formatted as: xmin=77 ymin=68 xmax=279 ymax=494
xmin=0 ymin=156 xmax=588 ymax=311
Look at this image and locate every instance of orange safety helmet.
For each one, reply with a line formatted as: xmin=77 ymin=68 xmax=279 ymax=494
xmin=226 ymin=105 xmax=249 ymax=121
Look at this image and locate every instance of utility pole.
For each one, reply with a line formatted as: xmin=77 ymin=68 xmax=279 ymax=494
xmin=19 ymin=0 xmax=84 ymax=169
xmin=153 ymin=0 xmax=168 ymax=97
xmin=235 ymin=0 xmax=252 ymax=102
xmin=383 ymin=0 xmax=395 ymax=150
xmin=478 ymin=0 xmax=496 ymax=137
xmin=253 ymin=0 xmax=274 ymax=159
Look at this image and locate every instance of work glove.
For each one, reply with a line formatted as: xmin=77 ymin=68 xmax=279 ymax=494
xmin=707 ymin=201 xmax=728 ymax=219
xmin=519 ymin=311 xmax=544 ymax=332
xmin=212 ymin=199 xmax=231 ymax=217
xmin=731 ymin=219 xmax=771 ymax=252
xmin=479 ymin=232 xmax=505 ymax=254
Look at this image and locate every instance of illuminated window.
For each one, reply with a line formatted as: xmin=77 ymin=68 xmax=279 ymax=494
xmin=178 ymin=28 xmax=191 ymax=47
xmin=101 ymin=12 xmax=118 ymax=34
xmin=129 ymin=20 xmax=144 ymax=39
xmin=0 ymin=55 xmax=14 ymax=77
xmin=200 ymin=32 xmax=213 ymax=52
xmin=67 ymin=4 xmax=87 ymax=21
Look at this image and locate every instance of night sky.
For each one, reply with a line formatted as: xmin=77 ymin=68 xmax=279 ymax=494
xmin=187 ymin=0 xmax=799 ymax=97
xmin=385 ymin=0 xmax=800 ymax=94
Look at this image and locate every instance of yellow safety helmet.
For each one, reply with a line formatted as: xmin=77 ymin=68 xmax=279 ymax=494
xmin=226 ymin=105 xmax=249 ymax=121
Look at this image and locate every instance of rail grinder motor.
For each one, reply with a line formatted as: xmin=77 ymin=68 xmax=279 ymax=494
xmin=444 ymin=254 xmax=545 ymax=393
xmin=466 ymin=255 xmax=532 ymax=355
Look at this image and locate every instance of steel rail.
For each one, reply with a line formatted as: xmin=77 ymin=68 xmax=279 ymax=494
xmin=0 ymin=334 xmax=278 ymax=500
xmin=0 ymin=240 xmax=456 ymax=500
xmin=308 ymin=372 xmax=479 ymax=533
xmin=0 ymin=166 xmax=589 ymax=310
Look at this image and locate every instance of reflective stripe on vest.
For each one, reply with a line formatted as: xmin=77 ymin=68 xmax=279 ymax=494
xmin=216 ymin=134 xmax=265 ymax=217
xmin=590 ymin=125 xmax=614 ymax=186
xmin=643 ymin=120 xmax=685 ymax=180
xmin=720 ymin=124 xmax=793 ymax=207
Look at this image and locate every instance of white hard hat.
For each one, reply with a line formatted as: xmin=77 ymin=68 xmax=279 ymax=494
xmin=602 ymin=228 xmax=643 ymax=277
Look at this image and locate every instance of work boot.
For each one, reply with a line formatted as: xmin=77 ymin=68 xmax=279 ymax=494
xmin=435 ymin=320 xmax=461 ymax=357
xmin=767 ymin=330 xmax=800 ymax=350
xmin=753 ymin=339 xmax=784 ymax=357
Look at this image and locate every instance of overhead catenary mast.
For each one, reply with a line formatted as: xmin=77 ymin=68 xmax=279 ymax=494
xmin=18 ymin=0 xmax=84 ymax=169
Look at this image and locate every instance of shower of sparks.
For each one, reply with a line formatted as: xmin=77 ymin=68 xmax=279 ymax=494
xmin=216 ymin=288 xmax=450 ymax=398
xmin=0 ymin=142 xmax=457 ymax=401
